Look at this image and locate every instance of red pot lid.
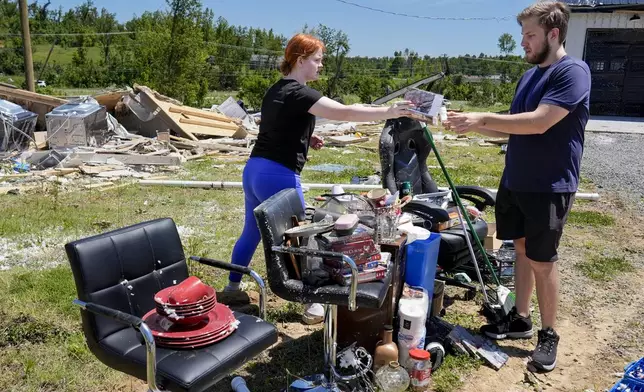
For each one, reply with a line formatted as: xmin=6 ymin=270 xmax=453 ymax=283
xmin=144 ymin=303 xmax=235 ymax=340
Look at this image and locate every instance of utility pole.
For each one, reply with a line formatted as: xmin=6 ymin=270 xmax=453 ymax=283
xmin=18 ymin=0 xmax=35 ymax=92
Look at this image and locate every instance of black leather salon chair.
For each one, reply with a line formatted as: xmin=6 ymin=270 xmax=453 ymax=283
xmin=379 ymin=118 xmax=497 ymax=289
xmin=254 ymin=188 xmax=392 ymax=391
xmin=65 ymin=218 xmax=278 ymax=392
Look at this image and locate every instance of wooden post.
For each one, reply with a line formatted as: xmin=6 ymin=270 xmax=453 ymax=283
xmin=18 ymin=0 xmax=35 ymax=92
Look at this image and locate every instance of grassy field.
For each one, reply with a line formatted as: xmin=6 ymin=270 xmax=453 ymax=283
xmin=31 ymin=44 xmax=103 ymax=65
xmin=0 ymin=123 xmax=625 ymax=392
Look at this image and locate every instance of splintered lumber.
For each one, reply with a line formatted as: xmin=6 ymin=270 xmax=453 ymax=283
xmin=169 ymin=135 xmax=250 ymax=153
xmin=134 ymin=84 xmax=248 ymax=139
xmin=326 ymin=135 xmax=370 ymax=146
xmin=94 ymin=90 xmax=129 ymax=112
xmin=169 ymin=106 xmax=233 ymax=123
xmin=179 ymin=117 xmax=240 ymax=132
xmin=34 ymin=131 xmax=47 ymax=149
xmin=0 ymin=85 xmax=67 ymax=107
xmin=135 ymin=85 xmax=199 ymax=141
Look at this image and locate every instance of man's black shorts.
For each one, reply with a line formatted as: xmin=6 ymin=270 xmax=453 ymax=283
xmin=495 ymin=184 xmax=575 ymax=262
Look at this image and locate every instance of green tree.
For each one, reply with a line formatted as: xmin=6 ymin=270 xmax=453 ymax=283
xmin=307 ymin=24 xmax=349 ymax=99
xmin=498 ymin=33 xmax=517 ymax=55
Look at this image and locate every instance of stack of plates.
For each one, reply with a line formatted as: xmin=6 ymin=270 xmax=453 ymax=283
xmin=145 ymin=276 xmax=238 ymax=349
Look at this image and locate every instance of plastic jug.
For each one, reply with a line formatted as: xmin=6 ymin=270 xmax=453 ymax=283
xmin=405 ymin=233 xmax=441 ymax=310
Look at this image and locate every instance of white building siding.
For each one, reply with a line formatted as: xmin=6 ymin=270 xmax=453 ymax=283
xmin=566 ymin=12 xmax=644 ymax=60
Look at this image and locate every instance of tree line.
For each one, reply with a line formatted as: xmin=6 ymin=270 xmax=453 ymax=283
xmin=0 ymin=0 xmax=528 ymax=108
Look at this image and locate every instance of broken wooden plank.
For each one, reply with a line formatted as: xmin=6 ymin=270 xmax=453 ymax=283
xmin=34 ymin=131 xmax=47 ymax=150
xmin=79 ymin=164 xmax=125 ymax=175
xmin=0 ymin=85 xmax=67 ymax=107
xmin=68 ymin=152 xmax=182 ymax=166
xmin=178 ymin=117 xmax=240 ymax=132
xmin=169 ymin=106 xmax=233 ymax=123
xmin=134 ymin=85 xmax=199 ymax=141
xmin=484 ymin=138 xmax=509 ymax=145
xmin=326 ymin=135 xmax=370 ymax=146
xmin=94 ymin=90 xmax=129 ymax=112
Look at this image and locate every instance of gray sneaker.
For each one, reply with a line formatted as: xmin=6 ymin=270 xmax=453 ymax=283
xmin=530 ymin=328 xmax=559 ymax=372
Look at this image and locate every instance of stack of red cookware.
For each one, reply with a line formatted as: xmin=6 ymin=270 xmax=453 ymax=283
xmin=142 ymin=276 xmax=238 ymax=349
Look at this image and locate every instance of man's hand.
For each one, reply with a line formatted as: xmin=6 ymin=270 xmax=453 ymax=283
xmin=444 ymin=112 xmax=486 ymax=134
xmin=310 ymin=134 xmax=324 ymax=150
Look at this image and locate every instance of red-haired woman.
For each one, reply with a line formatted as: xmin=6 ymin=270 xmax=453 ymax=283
xmin=226 ymin=33 xmax=413 ymax=324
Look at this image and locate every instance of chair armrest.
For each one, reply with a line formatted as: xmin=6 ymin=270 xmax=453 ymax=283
xmin=73 ymin=300 xmax=160 ymax=392
xmin=189 ymin=256 xmax=267 ymax=320
xmin=271 ymin=246 xmax=359 ymax=312
xmin=454 ymin=186 xmax=496 ymax=211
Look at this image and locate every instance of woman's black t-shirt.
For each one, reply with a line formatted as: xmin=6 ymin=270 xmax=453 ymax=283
xmin=250 ymin=79 xmax=323 ymax=174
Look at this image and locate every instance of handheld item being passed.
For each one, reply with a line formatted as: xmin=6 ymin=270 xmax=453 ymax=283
xmin=403 ymin=89 xmax=444 ymax=123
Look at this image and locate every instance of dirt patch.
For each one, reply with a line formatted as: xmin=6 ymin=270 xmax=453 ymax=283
xmin=457 ymin=193 xmax=644 ymax=392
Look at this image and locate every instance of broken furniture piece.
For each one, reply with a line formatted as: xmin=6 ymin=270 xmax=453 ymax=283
xmin=255 ymin=188 xmax=393 ymax=391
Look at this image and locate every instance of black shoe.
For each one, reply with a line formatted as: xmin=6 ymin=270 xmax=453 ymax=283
xmin=480 ymin=307 xmax=533 ymax=340
xmin=530 ymin=328 xmax=559 ymax=372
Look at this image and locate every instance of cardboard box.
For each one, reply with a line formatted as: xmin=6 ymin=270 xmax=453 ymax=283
xmin=484 ymin=223 xmax=503 ymax=250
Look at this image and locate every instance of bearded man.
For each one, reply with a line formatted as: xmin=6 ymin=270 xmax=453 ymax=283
xmin=444 ymin=1 xmax=591 ymax=372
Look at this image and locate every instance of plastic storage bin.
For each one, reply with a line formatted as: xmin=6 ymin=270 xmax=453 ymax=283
xmin=0 ymin=99 xmax=38 ymax=151
xmin=405 ymin=233 xmax=441 ymax=311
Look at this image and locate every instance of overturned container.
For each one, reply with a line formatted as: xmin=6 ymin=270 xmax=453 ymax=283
xmin=0 ymin=99 xmax=38 ymax=152
xmin=45 ymin=101 xmax=108 ymax=149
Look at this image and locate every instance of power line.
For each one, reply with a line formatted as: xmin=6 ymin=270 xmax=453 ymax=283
xmin=0 ymin=31 xmax=140 ymax=37
xmin=331 ymin=0 xmax=514 ymax=21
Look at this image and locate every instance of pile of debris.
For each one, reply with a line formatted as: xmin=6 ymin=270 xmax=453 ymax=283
xmin=0 ymin=84 xmax=262 ymax=191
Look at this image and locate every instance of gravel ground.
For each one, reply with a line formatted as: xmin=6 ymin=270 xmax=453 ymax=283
xmin=582 ymin=132 xmax=644 ymax=210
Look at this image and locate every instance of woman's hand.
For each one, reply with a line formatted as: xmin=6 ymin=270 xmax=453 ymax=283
xmin=310 ymin=134 xmax=324 ymax=150
xmin=386 ymin=100 xmax=415 ymax=118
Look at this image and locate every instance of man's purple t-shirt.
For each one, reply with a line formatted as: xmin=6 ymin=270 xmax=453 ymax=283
xmin=502 ymin=55 xmax=591 ymax=193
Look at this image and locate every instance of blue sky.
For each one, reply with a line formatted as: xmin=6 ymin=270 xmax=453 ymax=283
xmin=49 ymin=0 xmax=536 ymax=57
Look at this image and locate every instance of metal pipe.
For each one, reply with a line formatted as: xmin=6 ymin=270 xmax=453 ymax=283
xmin=249 ymin=270 xmax=267 ymax=320
xmin=271 ymin=246 xmax=358 ymax=311
xmin=139 ymin=179 xmax=601 ymax=201
xmin=72 ymin=299 xmax=160 ymax=392
xmin=454 ymin=203 xmax=490 ymax=304
xmin=139 ymin=323 xmax=160 ymax=392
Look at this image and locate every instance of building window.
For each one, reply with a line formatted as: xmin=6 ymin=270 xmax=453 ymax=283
xmin=590 ymin=60 xmax=605 ymax=72
xmin=610 ymin=60 xmax=625 ymax=71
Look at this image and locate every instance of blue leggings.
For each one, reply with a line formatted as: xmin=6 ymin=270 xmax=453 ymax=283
xmin=229 ymin=157 xmax=305 ymax=283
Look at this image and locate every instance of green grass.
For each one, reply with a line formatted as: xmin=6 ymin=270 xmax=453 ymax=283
xmin=576 ymin=255 xmax=634 ymax=282
xmin=433 ymin=354 xmax=482 ymax=392
xmin=32 ymin=44 xmax=103 ymax=65
xmin=0 ymin=122 xmax=623 ymax=391
xmin=568 ymin=210 xmax=615 ymax=227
